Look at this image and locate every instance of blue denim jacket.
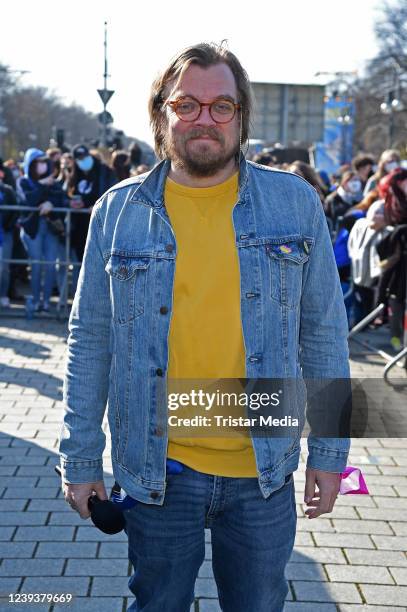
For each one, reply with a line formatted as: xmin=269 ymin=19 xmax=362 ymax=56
xmin=60 ymin=157 xmax=350 ymax=505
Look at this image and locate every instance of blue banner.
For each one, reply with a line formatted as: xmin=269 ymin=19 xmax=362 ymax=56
xmin=314 ymin=97 xmax=355 ymax=176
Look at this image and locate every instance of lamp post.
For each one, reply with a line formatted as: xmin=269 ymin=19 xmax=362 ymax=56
xmin=380 ymin=93 xmax=404 ymax=148
xmin=337 ymin=111 xmax=353 ymax=165
xmin=379 ymin=60 xmax=405 ymax=148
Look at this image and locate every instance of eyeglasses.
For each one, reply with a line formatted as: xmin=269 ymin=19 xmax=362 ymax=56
xmin=166 ymin=96 xmax=241 ymax=123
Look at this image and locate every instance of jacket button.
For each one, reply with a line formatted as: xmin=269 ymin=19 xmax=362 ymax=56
xmin=155 ymin=426 xmax=164 ymax=436
xmin=119 ymin=266 xmax=127 ymax=276
xmin=150 ymin=491 xmax=160 ymax=499
xmin=156 ymin=368 xmax=164 ymax=377
xmin=165 ymin=244 xmax=174 ymax=253
xmin=159 ymin=306 xmax=168 ymax=315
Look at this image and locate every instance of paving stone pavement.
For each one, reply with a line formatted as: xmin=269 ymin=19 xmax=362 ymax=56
xmin=0 ymin=316 xmax=406 ymax=612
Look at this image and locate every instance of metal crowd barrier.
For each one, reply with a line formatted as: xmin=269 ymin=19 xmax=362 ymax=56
xmin=0 ymin=205 xmax=90 ymax=320
xmin=348 ymin=247 xmax=407 ymax=389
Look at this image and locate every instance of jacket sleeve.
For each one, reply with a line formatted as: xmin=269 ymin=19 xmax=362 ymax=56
xmin=17 ymin=178 xmax=49 ymax=208
xmin=299 ymin=190 xmax=351 ymax=473
xmin=2 ymin=186 xmax=19 ymax=231
xmin=59 ymin=203 xmax=112 ymax=483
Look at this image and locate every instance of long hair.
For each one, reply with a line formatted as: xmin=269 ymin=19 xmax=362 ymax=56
xmin=288 ymin=161 xmax=327 ymax=202
xmin=148 ymin=42 xmax=253 ymax=160
xmin=384 ymin=168 xmax=407 ymax=225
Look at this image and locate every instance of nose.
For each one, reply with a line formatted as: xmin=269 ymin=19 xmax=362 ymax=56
xmin=195 ymin=104 xmax=216 ymax=127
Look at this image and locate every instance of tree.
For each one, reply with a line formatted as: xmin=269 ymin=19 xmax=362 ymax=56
xmin=353 ymin=0 xmax=407 ymax=156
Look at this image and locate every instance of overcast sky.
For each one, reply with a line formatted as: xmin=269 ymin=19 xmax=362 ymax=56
xmin=2 ymin=0 xmax=381 ymax=146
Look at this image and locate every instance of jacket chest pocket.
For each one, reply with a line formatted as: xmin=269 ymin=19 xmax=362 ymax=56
xmin=105 ymin=255 xmax=150 ymax=324
xmin=266 ymin=240 xmax=310 ymax=310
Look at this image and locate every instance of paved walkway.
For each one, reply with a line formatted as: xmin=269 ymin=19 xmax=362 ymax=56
xmin=0 ymin=314 xmax=406 ymax=611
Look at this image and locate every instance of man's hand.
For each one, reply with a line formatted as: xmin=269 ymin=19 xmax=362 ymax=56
xmin=63 ymin=481 xmax=108 ymax=519
xmin=304 ymin=468 xmax=341 ymax=519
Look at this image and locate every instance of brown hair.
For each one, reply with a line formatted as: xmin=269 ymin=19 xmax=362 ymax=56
xmin=148 ymin=42 xmax=253 ymax=160
xmin=289 ymin=161 xmax=327 ymax=195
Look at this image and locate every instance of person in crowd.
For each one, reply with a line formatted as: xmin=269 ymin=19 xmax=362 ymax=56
xmin=325 ymin=170 xmax=364 ymax=232
xmin=288 ymin=160 xmax=327 ymax=204
xmin=0 ymin=205 xmax=2 ymax=283
xmin=47 ymin=147 xmax=63 ymax=179
xmin=132 ymin=163 xmax=150 ymax=176
xmin=60 ymin=42 xmax=350 ymax=612
xmin=67 ymin=144 xmax=115 ymax=266
xmin=252 ymin=151 xmax=277 ymax=168
xmin=352 ymin=153 xmax=375 ymax=193
xmin=56 ymin=153 xmax=74 ymax=191
xmin=111 ymin=150 xmax=131 ymax=182
xmin=363 ymin=149 xmax=401 ymax=196
xmin=129 ymin=141 xmax=142 ymax=173
xmin=348 ymin=201 xmax=392 ymax=325
xmin=0 ymin=157 xmax=18 ymax=190
xmin=317 ymin=168 xmax=331 ymax=194
xmin=332 ymin=209 xmax=365 ymax=326
xmin=17 ymin=148 xmax=67 ymax=312
xmin=0 ymin=160 xmax=19 ymax=307
xmin=376 ymin=168 xmax=407 ymax=349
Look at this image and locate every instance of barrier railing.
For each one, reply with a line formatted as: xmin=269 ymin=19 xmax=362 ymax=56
xmin=0 ymin=205 xmax=90 ymax=320
xmin=348 ymin=247 xmax=407 ymax=388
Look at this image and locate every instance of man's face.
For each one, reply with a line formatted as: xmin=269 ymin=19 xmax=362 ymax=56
xmin=163 ymin=63 xmax=240 ymax=177
xmin=357 ymin=164 xmax=372 ymax=182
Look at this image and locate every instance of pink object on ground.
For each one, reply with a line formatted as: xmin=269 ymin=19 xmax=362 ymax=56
xmin=339 ymin=466 xmax=369 ymax=495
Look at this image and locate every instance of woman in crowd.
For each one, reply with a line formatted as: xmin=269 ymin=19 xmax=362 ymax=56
xmin=17 ymin=148 xmax=68 ymax=312
xmin=288 ymin=160 xmax=327 ymax=203
xmin=0 ymin=160 xmax=19 ymax=307
xmin=111 ymin=150 xmax=131 ymax=182
xmin=363 ymin=149 xmax=401 ymax=196
xmin=375 ymin=168 xmax=407 ymax=349
xmin=348 ymin=201 xmax=392 ymax=324
xmin=324 ymin=171 xmax=364 ymax=234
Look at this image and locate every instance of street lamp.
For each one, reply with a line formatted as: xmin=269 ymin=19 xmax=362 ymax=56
xmin=337 ymin=111 xmax=353 ymax=165
xmin=380 ymin=92 xmax=404 ymax=146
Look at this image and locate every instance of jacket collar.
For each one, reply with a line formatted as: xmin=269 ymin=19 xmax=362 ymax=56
xmin=129 ymin=153 xmax=250 ymax=208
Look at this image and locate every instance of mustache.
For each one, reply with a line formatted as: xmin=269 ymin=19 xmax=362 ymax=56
xmin=185 ymin=128 xmax=223 ymax=142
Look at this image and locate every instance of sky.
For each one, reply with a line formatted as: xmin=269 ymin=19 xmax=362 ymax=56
xmin=1 ymin=0 xmax=382 ymax=147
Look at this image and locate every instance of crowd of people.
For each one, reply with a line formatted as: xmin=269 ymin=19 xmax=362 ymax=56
xmin=0 ymin=141 xmax=406 ymax=351
xmin=0 ymin=142 xmax=150 ymax=312
xmin=251 ymin=148 xmax=407 ymax=351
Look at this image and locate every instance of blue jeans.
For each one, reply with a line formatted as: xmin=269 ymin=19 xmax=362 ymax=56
xmin=124 ymin=465 xmax=296 ymax=612
xmin=21 ymin=218 xmax=59 ymax=305
xmin=0 ymin=230 xmax=13 ymax=298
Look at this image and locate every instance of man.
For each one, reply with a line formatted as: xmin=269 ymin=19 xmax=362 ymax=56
xmin=59 ymin=43 xmax=350 ymax=612
xmin=351 ymin=153 xmax=375 ymax=193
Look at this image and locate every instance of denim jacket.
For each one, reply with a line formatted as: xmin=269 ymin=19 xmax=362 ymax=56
xmin=60 ymin=156 xmax=350 ymax=505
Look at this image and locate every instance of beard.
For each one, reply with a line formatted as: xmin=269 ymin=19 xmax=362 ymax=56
xmin=164 ymin=126 xmax=239 ymax=177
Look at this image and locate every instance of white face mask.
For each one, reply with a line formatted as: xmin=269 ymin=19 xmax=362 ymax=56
xmin=347 ymin=179 xmax=362 ymax=194
xmin=384 ymin=161 xmax=398 ymax=173
xmin=36 ymin=162 xmax=48 ymax=176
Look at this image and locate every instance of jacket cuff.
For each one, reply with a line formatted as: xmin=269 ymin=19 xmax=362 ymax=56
xmin=60 ymin=459 xmax=104 ymax=484
xmin=307 ymin=444 xmax=349 ymax=473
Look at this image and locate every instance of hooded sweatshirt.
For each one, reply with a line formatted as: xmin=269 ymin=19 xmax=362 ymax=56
xmin=17 ymin=148 xmax=67 ymax=239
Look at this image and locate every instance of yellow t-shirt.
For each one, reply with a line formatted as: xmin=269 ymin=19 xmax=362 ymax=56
xmin=164 ymin=172 xmax=258 ymax=477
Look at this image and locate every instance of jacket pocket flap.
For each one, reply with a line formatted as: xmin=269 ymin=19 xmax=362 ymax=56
xmin=105 ymin=255 xmax=150 ymax=280
xmin=266 ymin=241 xmax=310 ymax=264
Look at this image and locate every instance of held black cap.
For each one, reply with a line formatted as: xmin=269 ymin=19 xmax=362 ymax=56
xmin=87 ymin=496 xmax=126 ymax=534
